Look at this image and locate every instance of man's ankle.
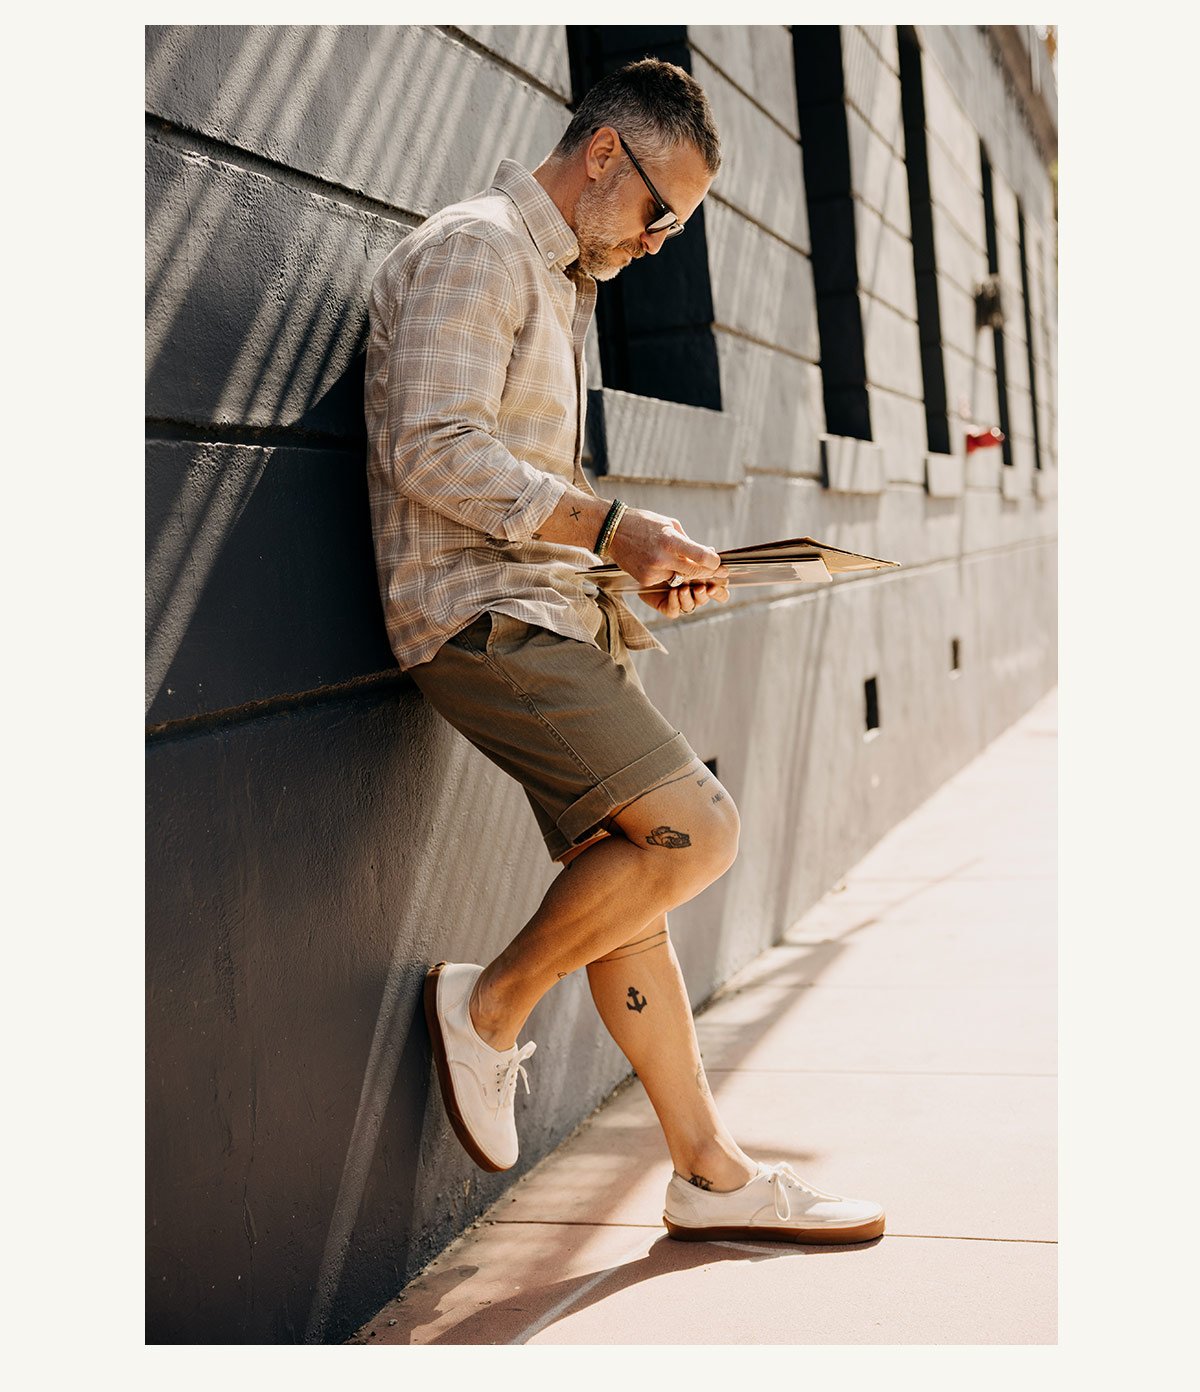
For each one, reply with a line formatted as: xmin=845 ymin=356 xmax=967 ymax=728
xmin=469 ymin=973 xmax=518 ymax=1052
xmin=678 ymin=1140 xmax=757 ymax=1193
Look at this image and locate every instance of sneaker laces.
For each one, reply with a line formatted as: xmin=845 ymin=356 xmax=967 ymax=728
xmin=496 ymin=1041 xmax=537 ymax=1108
xmin=764 ymin=1161 xmax=839 ymax=1221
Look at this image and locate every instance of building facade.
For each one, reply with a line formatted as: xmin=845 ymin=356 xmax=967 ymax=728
xmin=145 ymin=25 xmax=1058 ymax=1343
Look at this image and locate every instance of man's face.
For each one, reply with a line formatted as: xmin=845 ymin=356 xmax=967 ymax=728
xmin=574 ymin=136 xmax=713 ymax=282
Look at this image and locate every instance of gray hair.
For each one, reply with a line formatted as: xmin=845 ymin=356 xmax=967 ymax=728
xmin=554 ymin=57 xmax=721 ymax=174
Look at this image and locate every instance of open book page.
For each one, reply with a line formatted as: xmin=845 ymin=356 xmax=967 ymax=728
xmin=577 ymin=536 xmax=899 ymax=594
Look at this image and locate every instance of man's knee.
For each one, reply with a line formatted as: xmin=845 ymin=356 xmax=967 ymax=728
xmin=610 ymin=759 xmax=740 ymax=888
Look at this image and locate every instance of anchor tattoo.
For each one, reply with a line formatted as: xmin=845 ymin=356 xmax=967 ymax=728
xmin=626 ymin=986 xmax=647 ymax=1013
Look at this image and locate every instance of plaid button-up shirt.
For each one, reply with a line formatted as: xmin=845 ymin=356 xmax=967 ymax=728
xmin=365 ymin=159 xmax=666 ymax=671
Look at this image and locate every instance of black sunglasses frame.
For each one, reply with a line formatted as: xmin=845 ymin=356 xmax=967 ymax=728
xmin=609 ymin=131 xmax=686 ymax=239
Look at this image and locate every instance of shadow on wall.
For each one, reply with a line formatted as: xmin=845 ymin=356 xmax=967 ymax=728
xmin=145 ymin=23 xmax=648 ymax=1346
xmin=144 ymin=25 xmax=565 ymax=721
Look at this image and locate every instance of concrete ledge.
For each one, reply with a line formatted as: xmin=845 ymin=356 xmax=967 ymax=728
xmin=1034 ymin=467 xmax=1058 ymax=500
xmin=925 ymin=452 xmax=964 ymax=498
xmin=597 ymin=388 xmax=742 ymax=486
xmin=821 ymin=435 xmax=885 ymax=495
xmin=966 ymin=451 xmax=1003 ymax=491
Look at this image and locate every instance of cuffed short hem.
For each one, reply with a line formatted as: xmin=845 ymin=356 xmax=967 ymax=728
xmin=547 ymin=730 xmax=698 ymax=861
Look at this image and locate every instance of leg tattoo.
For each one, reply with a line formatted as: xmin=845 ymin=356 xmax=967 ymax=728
xmin=625 ymin=986 xmax=648 ymax=1013
xmin=591 ymin=926 xmax=669 ymax=965
xmin=646 ymin=826 xmax=691 ymax=848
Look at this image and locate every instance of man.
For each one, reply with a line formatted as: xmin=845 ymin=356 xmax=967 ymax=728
xmin=364 ymin=58 xmax=883 ymax=1244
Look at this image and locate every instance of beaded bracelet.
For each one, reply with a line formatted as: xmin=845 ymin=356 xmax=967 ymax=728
xmin=593 ymin=499 xmax=627 ymax=559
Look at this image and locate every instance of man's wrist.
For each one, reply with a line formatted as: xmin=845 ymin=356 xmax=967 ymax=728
xmin=593 ymin=499 xmax=628 ymax=559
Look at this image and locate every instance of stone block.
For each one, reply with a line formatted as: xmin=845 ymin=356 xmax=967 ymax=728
xmin=870 ymin=387 xmax=929 ymax=484
xmin=944 ymin=341 xmax=1000 ymax=431
xmin=689 ymin=24 xmax=799 ymax=136
xmin=457 ymin=25 xmax=570 ymax=97
xmin=145 ymin=439 xmax=395 ymax=723
xmin=919 ymin=49 xmax=981 ymax=185
xmin=1001 ymin=465 xmax=1030 ymax=501
xmin=862 ymin=294 xmax=923 ymax=398
xmin=846 ymin=106 xmax=911 ymax=234
xmin=706 ymin=199 xmax=819 ymax=360
xmin=145 ymin=26 xmax=567 ymax=220
xmin=597 ymin=387 xmax=742 ymax=487
xmin=1010 ymin=433 xmax=1037 ymax=475
xmin=146 ymin=138 xmax=402 ymax=434
xmin=967 ymin=451 xmax=1002 ymax=491
xmin=931 ymin=200 xmax=987 ymax=297
xmin=693 ymin=52 xmax=809 ymax=251
xmin=933 ymin=273 xmax=979 ymax=361
xmin=821 ymin=435 xmax=885 ymax=494
xmin=716 ymin=333 xmax=825 ymax=478
xmin=925 ymin=451 xmax=965 ymax=497
xmin=927 ymin=134 xmax=985 ymax=250
xmin=856 ymin=199 xmax=918 ymax=318
xmin=858 ymin=25 xmax=899 ymax=71
xmin=841 ymin=24 xmax=905 ymax=155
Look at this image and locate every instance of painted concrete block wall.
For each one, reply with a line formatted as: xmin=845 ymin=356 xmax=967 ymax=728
xmin=146 ymin=24 xmax=1057 ymax=1343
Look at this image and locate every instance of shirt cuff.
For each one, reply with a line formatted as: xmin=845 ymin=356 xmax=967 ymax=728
xmin=494 ymin=470 xmax=569 ymax=542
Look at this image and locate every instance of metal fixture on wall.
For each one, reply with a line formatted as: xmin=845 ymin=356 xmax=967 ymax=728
xmin=974 ymin=274 xmax=1004 ymax=330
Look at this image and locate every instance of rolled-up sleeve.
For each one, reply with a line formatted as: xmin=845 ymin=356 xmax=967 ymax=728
xmin=384 ymin=232 xmax=568 ymax=540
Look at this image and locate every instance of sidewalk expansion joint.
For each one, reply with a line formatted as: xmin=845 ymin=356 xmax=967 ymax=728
xmin=704 ymin=1066 xmax=1057 ymax=1077
xmin=487 ymin=1219 xmax=664 ymax=1229
xmin=879 ymin=1233 xmax=1057 ymax=1244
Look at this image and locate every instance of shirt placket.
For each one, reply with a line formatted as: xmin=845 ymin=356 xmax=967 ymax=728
xmin=571 ymin=279 xmax=597 ymax=493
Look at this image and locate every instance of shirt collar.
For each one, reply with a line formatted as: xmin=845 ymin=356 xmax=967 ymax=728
xmin=490 ymin=159 xmax=579 ymax=273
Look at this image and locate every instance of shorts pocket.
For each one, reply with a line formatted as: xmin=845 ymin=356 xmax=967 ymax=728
xmin=447 ymin=613 xmax=492 ymax=660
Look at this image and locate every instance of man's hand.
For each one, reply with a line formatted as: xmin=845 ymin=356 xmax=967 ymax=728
xmin=607 ymin=508 xmax=730 ymax=616
xmin=531 ymin=492 xmax=729 ymax=615
xmin=638 ymin=574 xmax=730 ymax=616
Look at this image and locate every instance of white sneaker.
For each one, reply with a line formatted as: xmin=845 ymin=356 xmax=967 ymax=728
xmin=423 ymin=962 xmax=536 ymax=1173
xmin=664 ymin=1161 xmax=885 ymax=1244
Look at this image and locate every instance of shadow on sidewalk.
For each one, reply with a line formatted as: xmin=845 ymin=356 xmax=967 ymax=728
xmin=355 ymin=1229 xmax=881 ymax=1344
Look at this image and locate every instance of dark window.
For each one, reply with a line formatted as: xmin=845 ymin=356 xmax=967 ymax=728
xmin=897 ymin=27 xmax=950 ymax=456
xmin=792 ymin=25 xmax=872 ymax=441
xmin=950 ymin=637 xmax=961 ymax=674
xmin=979 ymin=142 xmax=1013 ymax=466
xmin=864 ymin=676 xmax=880 ymax=733
xmin=1016 ymin=199 xmax=1043 ymax=471
xmin=565 ymin=27 xmax=722 ymax=415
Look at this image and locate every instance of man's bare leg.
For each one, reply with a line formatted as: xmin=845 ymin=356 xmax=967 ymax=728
xmin=465 ymin=757 xmax=752 ymax=1191
xmin=586 ymin=910 xmax=756 ymax=1193
xmin=469 ymin=758 xmax=738 ymax=1050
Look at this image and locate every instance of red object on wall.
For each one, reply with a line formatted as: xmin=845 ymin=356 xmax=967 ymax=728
xmin=966 ymin=427 xmax=1005 ymax=453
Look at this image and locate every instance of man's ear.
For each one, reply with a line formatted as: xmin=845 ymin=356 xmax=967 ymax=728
xmin=584 ymin=126 xmax=620 ymax=181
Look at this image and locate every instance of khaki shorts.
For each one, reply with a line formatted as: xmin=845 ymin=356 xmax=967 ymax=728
xmin=407 ymin=593 xmax=697 ymax=862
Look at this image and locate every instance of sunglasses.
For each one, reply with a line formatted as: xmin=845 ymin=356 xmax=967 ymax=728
xmin=614 ymin=132 xmax=686 ymax=239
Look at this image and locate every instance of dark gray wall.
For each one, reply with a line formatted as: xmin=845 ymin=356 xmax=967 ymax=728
xmin=146 ymin=24 xmax=1057 ymax=1343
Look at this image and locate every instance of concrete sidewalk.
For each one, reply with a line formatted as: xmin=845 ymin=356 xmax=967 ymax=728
xmin=349 ymin=690 xmax=1057 ymax=1345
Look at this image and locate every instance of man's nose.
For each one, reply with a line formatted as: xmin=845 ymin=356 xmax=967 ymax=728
xmin=640 ymin=228 xmax=669 ymax=256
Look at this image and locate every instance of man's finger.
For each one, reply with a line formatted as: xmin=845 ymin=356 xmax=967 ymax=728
xmin=673 ymin=543 xmax=722 ymax=577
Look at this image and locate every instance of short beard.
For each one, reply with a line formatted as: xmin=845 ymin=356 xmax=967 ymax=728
xmin=571 ymin=170 xmax=642 ymax=282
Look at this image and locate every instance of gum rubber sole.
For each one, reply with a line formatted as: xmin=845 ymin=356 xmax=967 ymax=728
xmin=663 ymin=1214 xmax=885 ymax=1245
xmin=423 ymin=962 xmax=507 ymax=1174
